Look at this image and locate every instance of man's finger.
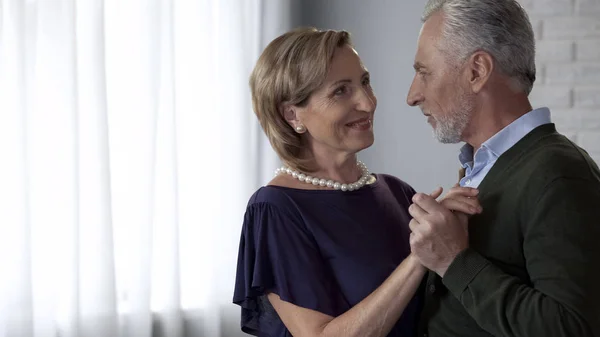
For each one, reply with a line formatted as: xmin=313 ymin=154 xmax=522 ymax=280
xmin=408 ymin=218 xmax=421 ymax=233
xmin=456 ymin=212 xmax=470 ymax=225
xmin=409 ymin=203 xmax=428 ymax=220
xmin=413 ymin=192 xmax=447 ymax=214
xmin=409 ymin=231 xmax=418 ymax=247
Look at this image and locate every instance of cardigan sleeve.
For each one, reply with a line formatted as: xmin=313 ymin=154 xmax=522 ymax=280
xmin=442 ymin=177 xmax=600 ymax=337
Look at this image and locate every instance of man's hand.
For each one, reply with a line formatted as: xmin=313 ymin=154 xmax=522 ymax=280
xmin=408 ymin=186 xmax=476 ymax=277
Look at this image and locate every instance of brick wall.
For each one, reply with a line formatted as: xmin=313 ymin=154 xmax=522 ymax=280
xmin=520 ymin=0 xmax=600 ymax=163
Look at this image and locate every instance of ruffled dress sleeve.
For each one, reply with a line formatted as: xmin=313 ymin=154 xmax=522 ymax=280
xmin=233 ymin=201 xmax=345 ymax=335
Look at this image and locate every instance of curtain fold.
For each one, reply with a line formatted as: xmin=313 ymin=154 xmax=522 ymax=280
xmin=0 ymin=0 xmax=294 ymax=336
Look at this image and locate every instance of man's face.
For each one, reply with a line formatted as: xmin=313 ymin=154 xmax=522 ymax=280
xmin=406 ymin=12 xmax=475 ymax=144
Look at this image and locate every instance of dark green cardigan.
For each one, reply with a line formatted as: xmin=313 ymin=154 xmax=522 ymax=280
xmin=419 ymin=124 xmax=600 ymax=337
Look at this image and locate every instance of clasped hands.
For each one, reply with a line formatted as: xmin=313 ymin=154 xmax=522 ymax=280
xmin=408 ymin=184 xmax=482 ymax=277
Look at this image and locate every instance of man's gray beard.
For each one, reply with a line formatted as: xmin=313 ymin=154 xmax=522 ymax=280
xmin=431 ymin=94 xmax=474 ymax=144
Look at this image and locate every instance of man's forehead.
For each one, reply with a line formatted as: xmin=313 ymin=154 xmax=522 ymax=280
xmin=415 ymin=12 xmax=444 ymax=59
xmin=418 ymin=24 xmax=427 ymax=39
xmin=420 ymin=13 xmax=444 ymax=42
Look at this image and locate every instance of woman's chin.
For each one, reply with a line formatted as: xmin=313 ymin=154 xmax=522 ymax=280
xmin=351 ymin=133 xmax=375 ymax=152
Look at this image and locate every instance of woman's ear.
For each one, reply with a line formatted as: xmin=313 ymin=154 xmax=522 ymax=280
xmin=280 ymin=104 xmax=299 ymax=126
xmin=280 ymin=103 xmax=307 ymax=134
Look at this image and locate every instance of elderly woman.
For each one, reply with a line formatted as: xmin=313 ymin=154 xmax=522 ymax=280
xmin=233 ymin=27 xmax=480 ymax=337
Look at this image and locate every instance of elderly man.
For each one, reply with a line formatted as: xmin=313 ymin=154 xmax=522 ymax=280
xmin=406 ymin=1 xmax=600 ymax=336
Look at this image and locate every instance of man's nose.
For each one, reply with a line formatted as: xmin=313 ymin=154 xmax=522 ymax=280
xmin=407 ymin=78 xmax=423 ymax=107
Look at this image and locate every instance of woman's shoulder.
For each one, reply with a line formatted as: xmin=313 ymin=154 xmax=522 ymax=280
xmin=247 ymin=185 xmax=293 ymax=207
xmin=244 ymin=185 xmax=307 ymax=222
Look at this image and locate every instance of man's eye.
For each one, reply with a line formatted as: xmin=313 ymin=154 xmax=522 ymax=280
xmin=362 ymin=77 xmax=371 ymax=86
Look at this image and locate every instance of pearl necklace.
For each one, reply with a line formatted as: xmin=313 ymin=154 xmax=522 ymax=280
xmin=275 ymin=161 xmax=371 ymax=192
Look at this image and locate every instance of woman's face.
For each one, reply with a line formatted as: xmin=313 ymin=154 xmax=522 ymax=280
xmin=290 ymin=45 xmax=377 ymax=159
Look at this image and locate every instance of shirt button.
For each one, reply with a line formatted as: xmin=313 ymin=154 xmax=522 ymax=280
xmin=465 ymin=179 xmax=471 ymax=186
xmin=428 ymin=284 xmax=436 ymax=294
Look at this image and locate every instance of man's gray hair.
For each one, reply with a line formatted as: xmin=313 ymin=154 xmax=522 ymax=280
xmin=423 ymin=0 xmax=536 ymax=94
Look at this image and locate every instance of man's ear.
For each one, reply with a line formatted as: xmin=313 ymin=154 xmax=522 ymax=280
xmin=466 ymin=51 xmax=494 ymax=94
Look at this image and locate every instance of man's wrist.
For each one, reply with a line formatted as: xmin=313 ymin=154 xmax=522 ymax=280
xmin=442 ymin=248 xmax=490 ymax=298
xmin=434 ymin=247 xmax=466 ymax=277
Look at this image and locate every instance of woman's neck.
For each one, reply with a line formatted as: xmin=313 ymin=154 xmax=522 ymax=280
xmin=306 ymin=149 xmax=362 ymax=184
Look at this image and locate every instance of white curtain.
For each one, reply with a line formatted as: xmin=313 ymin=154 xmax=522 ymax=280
xmin=0 ymin=0 xmax=291 ymax=336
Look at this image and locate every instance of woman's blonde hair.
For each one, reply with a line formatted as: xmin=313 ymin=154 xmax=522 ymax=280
xmin=249 ymin=27 xmax=352 ymax=172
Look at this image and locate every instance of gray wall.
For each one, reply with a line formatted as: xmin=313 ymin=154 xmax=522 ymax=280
xmin=298 ymin=0 xmax=462 ymax=193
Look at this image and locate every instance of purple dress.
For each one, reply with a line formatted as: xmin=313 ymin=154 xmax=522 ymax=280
xmin=233 ymin=174 xmax=423 ymax=336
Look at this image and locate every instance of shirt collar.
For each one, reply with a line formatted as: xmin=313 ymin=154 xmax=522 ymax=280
xmin=458 ymin=107 xmax=552 ymax=165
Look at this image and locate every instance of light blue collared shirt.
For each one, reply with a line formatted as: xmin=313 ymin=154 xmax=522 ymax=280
xmin=459 ymin=107 xmax=552 ymax=188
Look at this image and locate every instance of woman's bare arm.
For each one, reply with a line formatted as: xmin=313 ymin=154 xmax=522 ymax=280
xmin=268 ymin=253 xmax=425 ymax=337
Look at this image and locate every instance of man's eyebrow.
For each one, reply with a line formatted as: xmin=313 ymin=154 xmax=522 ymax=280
xmin=413 ymin=62 xmax=426 ymax=71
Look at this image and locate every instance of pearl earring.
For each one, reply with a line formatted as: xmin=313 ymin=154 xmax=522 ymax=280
xmin=295 ymin=124 xmax=306 ymax=133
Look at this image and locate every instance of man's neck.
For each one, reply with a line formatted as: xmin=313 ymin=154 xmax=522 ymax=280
xmin=463 ymin=94 xmax=533 ymax=151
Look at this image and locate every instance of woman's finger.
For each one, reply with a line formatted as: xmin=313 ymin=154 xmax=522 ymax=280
xmin=440 ymin=198 xmax=482 ymax=215
xmin=445 ymin=186 xmax=479 ymax=198
xmin=429 ymin=187 xmax=444 ymax=199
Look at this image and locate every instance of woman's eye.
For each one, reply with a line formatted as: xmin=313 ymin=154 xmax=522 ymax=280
xmin=362 ymin=77 xmax=371 ymax=86
xmin=334 ymin=85 xmax=348 ymax=96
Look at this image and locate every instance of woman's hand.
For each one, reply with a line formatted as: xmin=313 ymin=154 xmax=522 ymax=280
xmin=429 ymin=184 xmax=482 ymax=215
